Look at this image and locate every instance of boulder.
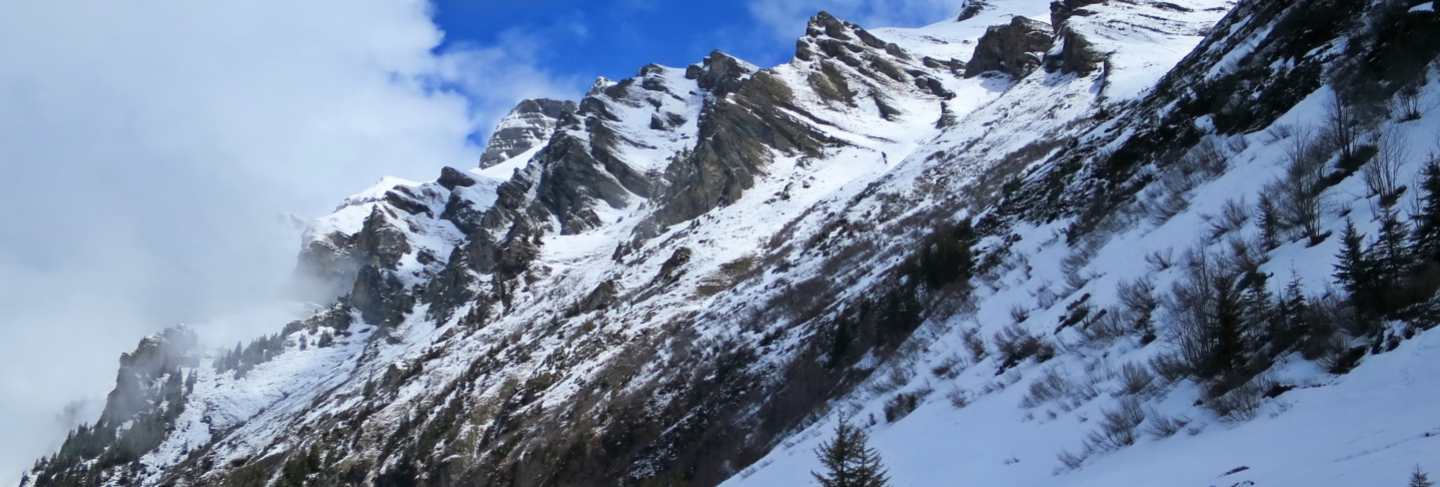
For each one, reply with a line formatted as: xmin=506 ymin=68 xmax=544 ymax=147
xmin=965 ymin=16 xmax=1054 ymax=78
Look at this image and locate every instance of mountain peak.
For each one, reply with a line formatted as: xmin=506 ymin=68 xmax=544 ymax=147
xmin=477 ymin=98 xmax=576 ymax=168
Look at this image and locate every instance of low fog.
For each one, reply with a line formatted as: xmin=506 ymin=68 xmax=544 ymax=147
xmin=0 ymin=1 xmax=574 ymax=483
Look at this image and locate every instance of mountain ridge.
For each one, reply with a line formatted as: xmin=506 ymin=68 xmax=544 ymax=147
xmin=22 ymin=0 xmax=1440 ymax=485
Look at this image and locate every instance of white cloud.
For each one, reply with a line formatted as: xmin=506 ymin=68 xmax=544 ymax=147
xmin=746 ymin=0 xmax=966 ymax=41
xmin=0 ymin=1 xmax=575 ymax=483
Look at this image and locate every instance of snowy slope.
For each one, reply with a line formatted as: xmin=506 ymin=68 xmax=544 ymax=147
xmin=24 ymin=1 xmax=1440 ymax=486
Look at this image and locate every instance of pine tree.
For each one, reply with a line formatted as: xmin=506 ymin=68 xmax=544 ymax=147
xmin=812 ymin=417 xmax=890 ymax=487
xmin=1412 ymin=466 xmax=1435 ymax=487
xmin=1272 ymin=275 xmax=1310 ymax=352
xmin=1239 ymin=271 xmax=1276 ymax=354
xmin=1210 ymin=273 xmax=1246 ymax=376
xmin=1371 ymin=208 xmax=1410 ymax=293
xmin=1335 ymin=219 xmax=1376 ymax=312
xmin=1412 ymin=159 xmax=1440 ymax=266
xmin=1259 ymin=194 xmax=1282 ymax=250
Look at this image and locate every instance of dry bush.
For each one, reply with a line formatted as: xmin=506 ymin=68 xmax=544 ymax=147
xmin=1149 ymin=350 xmax=1192 ymax=383
xmin=1207 ymin=375 xmax=1273 ymax=421
xmin=1009 ymin=304 xmax=1031 ymax=324
xmin=1365 ymin=128 xmax=1408 ymax=207
xmin=1020 ymin=367 xmax=1075 ymax=409
xmin=1207 ymin=197 xmax=1251 ymax=241
xmin=962 ymin=326 xmax=988 ymax=363
xmin=1145 ymin=249 xmax=1174 ymax=272
xmin=1118 ymin=362 xmax=1156 ymax=396
xmin=1394 ymin=84 xmax=1423 ymax=121
xmin=1079 ymin=309 xmax=1129 ymax=345
xmin=1274 ymin=127 xmax=1329 ymax=242
xmin=946 ymin=387 xmax=971 ymax=409
xmin=1326 ymin=92 xmax=1361 ymax=163
xmin=883 ymin=386 xmax=931 ymax=423
xmin=1085 ymin=398 xmax=1146 ymax=451
xmin=930 ymin=353 xmax=966 ymax=379
xmin=1144 ymin=410 xmax=1191 ymax=439
xmin=993 ymin=323 xmax=1054 ymax=369
xmin=1056 ymin=448 xmax=1088 ymax=470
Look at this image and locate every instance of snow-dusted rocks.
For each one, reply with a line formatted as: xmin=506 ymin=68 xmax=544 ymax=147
xmin=25 ymin=1 xmax=1440 ymax=486
xmin=477 ymin=98 xmax=576 ymax=168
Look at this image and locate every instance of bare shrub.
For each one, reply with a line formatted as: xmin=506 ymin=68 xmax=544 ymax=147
xmin=1326 ymin=91 xmax=1361 ymax=163
xmin=1085 ymin=398 xmax=1146 ymax=451
xmin=962 ymin=326 xmax=988 ymax=363
xmin=1186 ymin=138 xmax=1229 ymax=178
xmin=1149 ymin=351 xmax=1191 ymax=382
xmin=1207 ymin=197 xmax=1251 ymax=241
xmin=1144 ymin=410 xmax=1191 ymax=439
xmin=1009 ymin=304 xmax=1031 ymax=324
xmin=1228 ymin=236 xmax=1266 ymax=275
xmin=1145 ymin=249 xmax=1174 ymax=272
xmin=931 ymin=353 xmax=966 ymax=379
xmin=1394 ymin=84 xmax=1423 ymax=121
xmin=1080 ymin=309 xmax=1129 ymax=344
xmin=1062 ymin=250 xmax=1094 ymax=292
xmin=947 ymin=387 xmax=971 ymax=409
xmin=1365 ymin=128 xmax=1408 ymax=207
xmin=1021 ymin=367 xmax=1075 ymax=408
xmin=1264 ymin=123 xmax=1294 ymax=143
xmin=1207 ymin=375 xmax=1272 ymax=421
xmin=1275 ymin=127 xmax=1329 ymax=242
xmin=868 ymin=363 xmax=914 ymax=396
xmin=884 ymin=386 xmax=931 ymax=423
xmin=1117 ymin=277 xmax=1159 ymax=340
xmin=1056 ymin=448 xmax=1088 ymax=470
xmin=1118 ymin=362 xmax=1155 ymax=396
xmin=993 ymin=324 xmax=1054 ymax=369
xmin=1035 ymin=281 xmax=1060 ymax=309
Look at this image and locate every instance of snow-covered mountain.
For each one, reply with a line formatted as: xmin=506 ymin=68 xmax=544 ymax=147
xmin=23 ymin=0 xmax=1440 ymax=485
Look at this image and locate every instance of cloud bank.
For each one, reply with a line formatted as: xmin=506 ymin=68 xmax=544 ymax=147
xmin=0 ymin=1 xmax=575 ymax=483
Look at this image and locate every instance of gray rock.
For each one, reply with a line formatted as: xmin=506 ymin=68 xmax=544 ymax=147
xmin=478 ymin=98 xmax=576 ymax=168
xmin=965 ymin=16 xmax=1053 ymax=78
xmin=437 ymin=166 xmax=476 ymax=190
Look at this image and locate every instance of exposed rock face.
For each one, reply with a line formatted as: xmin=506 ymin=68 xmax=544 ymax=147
xmin=1045 ymin=0 xmax=1108 ymax=74
xmin=478 ymin=99 xmax=576 ymax=168
xmin=1049 ymin=0 xmax=1106 ymax=28
xmin=965 ymin=16 xmax=1053 ymax=78
xmin=1049 ymin=24 xmax=1105 ymax=74
xmin=956 ymin=0 xmax=990 ymax=21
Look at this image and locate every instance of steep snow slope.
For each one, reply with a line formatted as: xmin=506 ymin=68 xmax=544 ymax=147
xmin=727 ymin=1 xmax=1440 ymax=485
xmin=23 ymin=0 xmax=1440 ymax=486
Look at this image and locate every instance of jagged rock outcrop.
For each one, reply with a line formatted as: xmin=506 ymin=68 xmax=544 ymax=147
xmin=477 ymin=98 xmax=576 ymax=168
xmin=26 ymin=329 xmax=198 ymax=487
xmin=965 ymin=16 xmax=1053 ymax=78
xmin=1044 ymin=0 xmax=1110 ymax=74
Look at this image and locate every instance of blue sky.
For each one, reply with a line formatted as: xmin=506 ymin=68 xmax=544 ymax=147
xmin=432 ymin=1 xmax=789 ymax=82
xmin=430 ymin=0 xmax=969 ymax=112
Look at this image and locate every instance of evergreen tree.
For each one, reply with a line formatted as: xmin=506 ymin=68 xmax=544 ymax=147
xmin=1371 ymin=208 xmax=1410 ymax=293
xmin=1239 ymin=271 xmax=1276 ymax=354
xmin=1259 ymin=194 xmax=1282 ymax=251
xmin=1210 ymin=273 xmax=1246 ymax=376
xmin=1273 ymin=275 xmax=1310 ymax=352
xmin=812 ymin=417 xmax=890 ymax=487
xmin=1335 ymin=219 xmax=1376 ymax=312
xmin=1412 ymin=160 xmax=1440 ymax=266
xmin=1413 ymin=466 xmax=1435 ymax=487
